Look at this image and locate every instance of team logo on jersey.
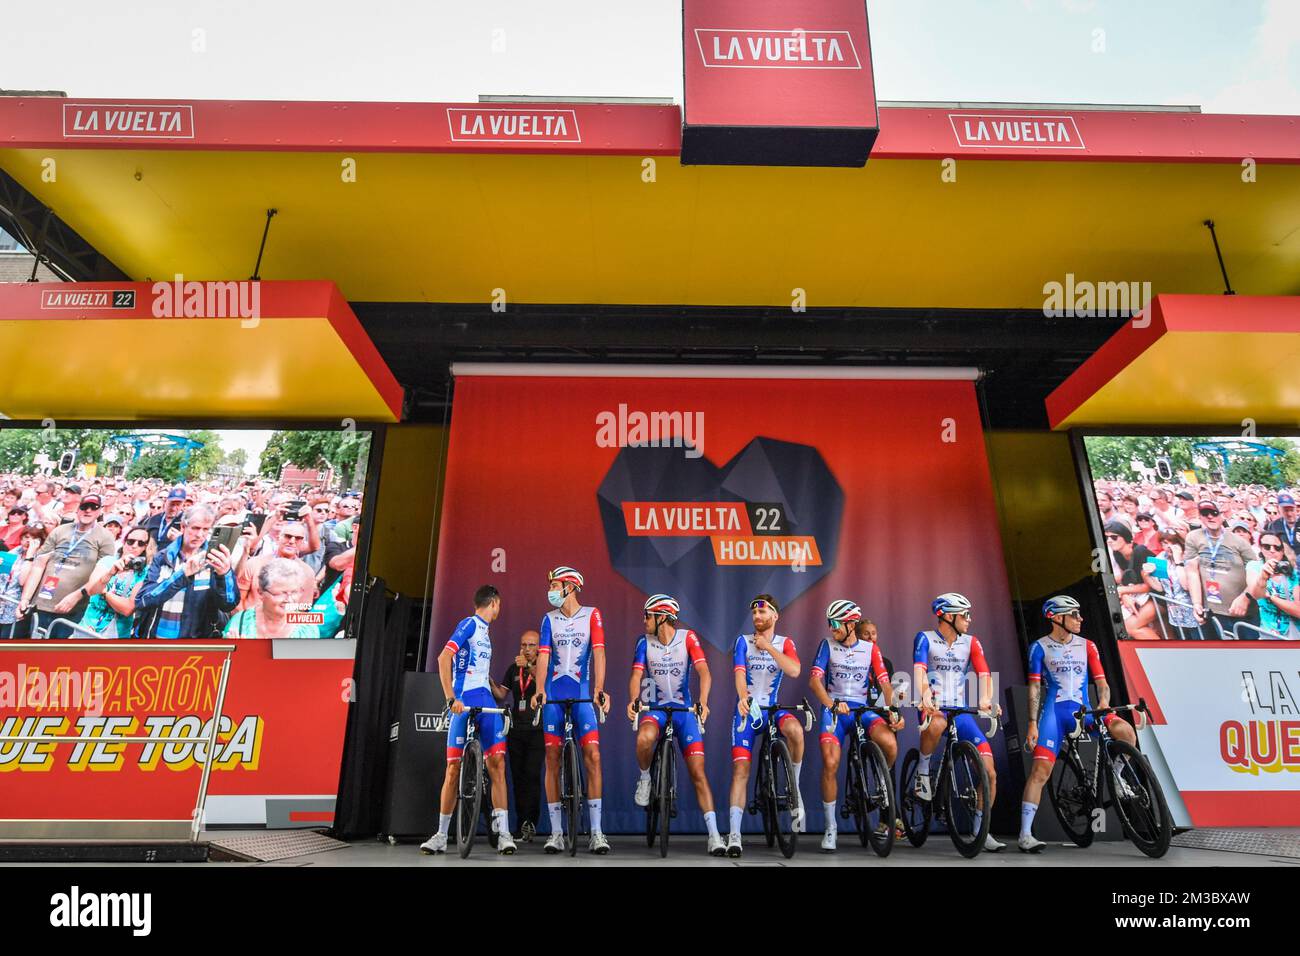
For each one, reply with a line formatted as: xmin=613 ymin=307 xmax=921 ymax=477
xmin=599 ymin=437 xmax=843 ymax=649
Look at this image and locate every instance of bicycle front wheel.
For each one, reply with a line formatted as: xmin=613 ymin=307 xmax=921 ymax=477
xmin=863 ymin=740 xmax=896 ymax=858
xmin=944 ymin=740 xmax=990 ymax=859
xmin=562 ymin=738 xmax=581 ymax=857
xmin=1047 ymin=747 xmax=1096 ymax=848
xmin=645 ymin=746 xmax=660 ymax=849
xmin=1107 ymin=740 xmax=1172 ymax=858
xmin=456 ymin=739 xmax=484 ymax=859
xmin=770 ymin=736 xmax=798 ymax=859
xmin=898 ymin=749 xmax=931 ymax=847
xmin=755 ymin=742 xmax=777 ymax=848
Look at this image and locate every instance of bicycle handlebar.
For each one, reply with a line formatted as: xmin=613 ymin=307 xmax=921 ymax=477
xmin=912 ymin=704 xmax=1000 ymax=739
xmin=1072 ymin=698 xmax=1150 ymax=732
xmin=629 ymin=699 xmax=706 ymax=735
xmin=450 ymin=704 xmax=512 ymax=738
xmin=756 ymin=698 xmax=816 ymax=732
xmin=531 ymin=697 xmax=608 ymax=728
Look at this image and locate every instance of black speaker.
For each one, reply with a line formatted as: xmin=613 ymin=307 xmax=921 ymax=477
xmin=379 ymin=672 xmax=449 ymax=843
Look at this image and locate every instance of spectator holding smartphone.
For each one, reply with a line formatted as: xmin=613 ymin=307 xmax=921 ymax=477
xmin=1105 ymin=520 xmax=1160 ymax=640
xmin=135 ymin=505 xmax=237 ymax=639
xmin=1140 ymin=530 xmax=1200 ymax=639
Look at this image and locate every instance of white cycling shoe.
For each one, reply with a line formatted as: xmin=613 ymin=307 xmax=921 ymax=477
xmin=634 ymin=776 xmax=652 ymax=807
xmin=726 ymin=832 xmax=743 ymax=858
xmin=821 ymin=829 xmax=838 ymax=852
xmin=707 ymin=832 xmax=727 ymax=857
xmin=1018 ymin=834 xmax=1047 ymax=853
xmin=496 ymin=831 xmax=517 ymax=855
xmin=983 ymin=834 xmax=1005 ymax=852
xmin=419 ymin=832 xmax=447 ymax=854
xmin=589 ymin=832 xmax=611 ymax=855
xmin=543 ymin=832 xmax=565 ymax=854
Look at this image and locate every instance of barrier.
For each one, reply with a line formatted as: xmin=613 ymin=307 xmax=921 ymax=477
xmin=1145 ymin=591 xmax=1225 ymax=640
xmin=0 ymin=637 xmax=234 ymax=842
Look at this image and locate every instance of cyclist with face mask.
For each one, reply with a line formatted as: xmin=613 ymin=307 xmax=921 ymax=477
xmin=530 ymin=566 xmax=610 ymax=854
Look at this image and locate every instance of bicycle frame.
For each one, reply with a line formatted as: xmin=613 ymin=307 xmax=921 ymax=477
xmin=918 ymin=706 xmax=998 ymax=820
xmin=633 ymin=701 xmax=702 ymax=856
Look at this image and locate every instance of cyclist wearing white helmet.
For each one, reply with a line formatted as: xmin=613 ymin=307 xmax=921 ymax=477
xmin=913 ymin=592 xmax=1004 ymax=852
xmin=809 ymin=599 xmax=904 ymax=852
xmin=1018 ymin=595 xmax=1137 ymax=852
xmin=626 ymin=593 xmax=725 ymax=856
xmin=530 ymin=566 xmax=611 ymax=854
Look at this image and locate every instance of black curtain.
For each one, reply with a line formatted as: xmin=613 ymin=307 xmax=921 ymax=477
xmin=331 ymin=577 xmax=411 ymax=840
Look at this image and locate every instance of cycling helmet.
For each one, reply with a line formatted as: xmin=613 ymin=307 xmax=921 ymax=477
xmin=547 ymin=566 xmax=584 ymax=588
xmin=1042 ymin=594 xmax=1082 ymax=619
xmin=825 ymin=599 xmax=863 ymax=624
xmin=931 ymin=592 xmax=973 ymax=617
xmin=643 ymin=593 xmax=680 ymax=619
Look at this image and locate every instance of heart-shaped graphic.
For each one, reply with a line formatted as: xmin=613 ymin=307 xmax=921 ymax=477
xmin=598 ymin=436 xmax=844 ymax=650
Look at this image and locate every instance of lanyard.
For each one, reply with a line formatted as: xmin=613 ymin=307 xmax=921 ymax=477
xmin=57 ymin=527 xmax=92 ymax=567
xmin=1202 ymin=531 xmax=1225 ymax=567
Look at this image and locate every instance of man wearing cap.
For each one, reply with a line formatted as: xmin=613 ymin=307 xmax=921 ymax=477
xmin=1265 ymin=493 xmax=1300 ymax=558
xmin=1175 ymin=490 xmax=1200 ymax=529
xmin=140 ymin=486 xmax=187 ymax=547
xmin=57 ymin=484 xmax=83 ymax=523
xmin=1185 ymin=501 xmax=1260 ymax=640
xmin=16 ymin=492 xmax=117 ymax=637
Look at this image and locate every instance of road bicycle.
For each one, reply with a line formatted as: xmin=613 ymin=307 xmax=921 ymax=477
xmin=898 ymin=706 xmax=999 ymax=859
xmin=631 ymin=700 xmax=704 ymax=859
xmin=744 ymin=699 xmax=814 ymax=859
xmin=453 ymin=704 xmax=512 ymax=858
xmin=532 ymin=695 xmax=606 ymax=856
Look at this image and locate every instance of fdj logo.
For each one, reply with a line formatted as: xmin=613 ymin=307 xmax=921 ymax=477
xmin=416 ymin=712 xmax=452 ymax=733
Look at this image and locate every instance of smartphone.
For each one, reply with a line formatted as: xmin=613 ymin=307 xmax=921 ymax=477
xmin=208 ymin=524 xmax=241 ymax=554
xmin=247 ymin=513 xmax=267 ymax=534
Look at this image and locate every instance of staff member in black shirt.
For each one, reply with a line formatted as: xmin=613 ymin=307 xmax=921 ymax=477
xmin=495 ymin=630 xmax=545 ymax=842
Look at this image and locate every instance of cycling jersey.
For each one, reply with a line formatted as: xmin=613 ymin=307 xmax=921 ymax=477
xmin=632 ymin=628 xmax=706 ymax=705
xmin=913 ymin=629 xmax=989 ymax=708
xmin=538 ymin=605 xmax=605 ymax=693
xmin=445 ymin=614 xmax=493 ymax=698
xmin=1027 ymin=634 xmax=1105 ymax=705
xmin=733 ymin=633 xmax=798 ymax=708
xmin=1028 ymin=633 xmax=1116 ymax=761
xmin=811 ymin=637 xmax=887 ymax=705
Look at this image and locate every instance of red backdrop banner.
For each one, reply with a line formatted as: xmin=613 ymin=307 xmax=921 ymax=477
xmin=430 ymin=370 xmax=1018 ymax=833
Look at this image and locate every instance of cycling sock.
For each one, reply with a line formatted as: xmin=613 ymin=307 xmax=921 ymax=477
xmin=1020 ymin=801 xmax=1038 ymax=838
xmin=438 ymin=813 xmax=452 ymax=837
xmin=547 ymin=802 xmax=563 ymax=835
xmin=729 ymin=805 xmax=743 ymax=836
xmin=492 ymin=808 xmax=508 ymax=834
xmin=703 ymin=810 xmax=720 ymax=839
xmin=823 ymin=801 xmax=836 ymax=830
xmin=918 ymin=752 xmax=932 ymax=774
xmin=589 ymin=799 xmax=602 ymax=834
xmin=639 ymin=768 xmax=651 ymax=783
xmin=791 ymin=760 xmax=803 ymax=787
xmin=972 ymin=810 xmax=983 ymax=834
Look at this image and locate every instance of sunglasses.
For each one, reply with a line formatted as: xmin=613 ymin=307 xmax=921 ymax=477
xmin=280 ymin=533 xmax=306 ymax=542
xmin=1199 ymin=509 xmax=1220 ymax=517
xmin=750 ymin=600 xmax=775 ymax=611
xmin=1261 ymin=542 xmax=1285 ymax=552
xmin=1105 ymin=533 xmax=1122 ymax=541
xmin=78 ymin=502 xmax=101 ymax=511
xmin=950 ymin=610 xmax=972 ymax=621
xmin=125 ymin=537 xmax=149 ymax=547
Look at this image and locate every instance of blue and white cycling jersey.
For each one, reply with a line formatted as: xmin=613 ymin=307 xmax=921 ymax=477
xmin=733 ymin=633 xmax=798 ymax=708
xmin=445 ymin=614 xmax=493 ymax=698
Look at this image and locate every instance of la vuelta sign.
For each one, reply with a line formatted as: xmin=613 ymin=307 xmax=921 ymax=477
xmin=949 ymin=113 xmax=1086 ymax=150
xmin=681 ymin=0 xmax=879 ymax=167
xmin=62 ymin=103 xmax=195 ymax=139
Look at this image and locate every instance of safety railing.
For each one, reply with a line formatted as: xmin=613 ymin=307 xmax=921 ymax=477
xmin=0 ymin=625 xmax=235 ymax=843
xmin=1144 ymin=590 xmax=1224 ymax=640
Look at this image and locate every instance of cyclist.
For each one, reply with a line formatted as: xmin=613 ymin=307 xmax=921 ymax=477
xmin=810 ymin=599 xmax=903 ymax=852
xmin=421 ymin=584 xmax=515 ymax=855
xmin=913 ymin=591 xmax=1004 ymax=852
xmin=726 ymin=593 xmax=805 ymax=857
xmin=530 ymin=566 xmax=611 ymax=855
xmin=625 ymin=593 xmax=726 ymax=856
xmin=1019 ymin=594 xmax=1139 ymax=853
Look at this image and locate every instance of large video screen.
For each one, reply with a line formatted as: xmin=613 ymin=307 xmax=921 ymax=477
xmin=0 ymin=424 xmax=374 ymax=639
xmin=1080 ymin=433 xmax=1300 ymax=641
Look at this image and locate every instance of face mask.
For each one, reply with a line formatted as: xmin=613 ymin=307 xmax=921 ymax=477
xmin=547 ymin=589 xmax=565 ymax=608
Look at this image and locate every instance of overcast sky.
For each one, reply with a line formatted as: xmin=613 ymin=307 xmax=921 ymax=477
xmin=2 ymin=0 xmax=1297 ymax=114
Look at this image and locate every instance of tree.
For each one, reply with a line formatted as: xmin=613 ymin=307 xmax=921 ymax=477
xmin=1082 ymin=435 xmax=1208 ymax=480
xmin=257 ymin=429 xmax=372 ymax=490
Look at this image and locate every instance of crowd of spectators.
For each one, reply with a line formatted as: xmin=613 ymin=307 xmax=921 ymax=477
xmin=1095 ymin=479 xmax=1300 ymax=640
xmin=0 ymin=473 xmax=363 ymax=639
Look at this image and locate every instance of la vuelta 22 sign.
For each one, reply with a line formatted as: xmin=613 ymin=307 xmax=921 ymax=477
xmin=597 ymin=437 xmax=844 ymax=649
